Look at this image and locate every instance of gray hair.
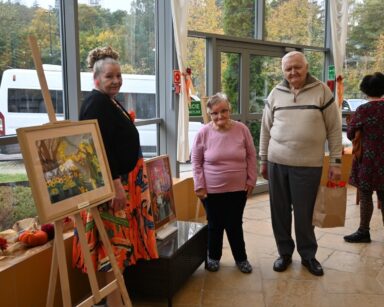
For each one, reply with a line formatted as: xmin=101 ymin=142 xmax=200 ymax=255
xmin=92 ymin=57 xmax=120 ymax=78
xmin=86 ymin=46 xmax=120 ymax=78
xmin=281 ymin=51 xmax=308 ymax=69
xmin=206 ymin=92 xmax=231 ymax=111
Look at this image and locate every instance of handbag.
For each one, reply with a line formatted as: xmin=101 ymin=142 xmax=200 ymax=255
xmin=312 ymin=181 xmax=347 ymax=228
xmin=352 ymin=130 xmax=362 ymax=161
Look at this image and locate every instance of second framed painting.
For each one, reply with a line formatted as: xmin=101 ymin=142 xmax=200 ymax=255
xmin=145 ymin=155 xmax=177 ymax=230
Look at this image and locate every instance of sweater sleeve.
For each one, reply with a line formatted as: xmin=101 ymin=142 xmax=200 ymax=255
xmin=321 ymin=85 xmax=342 ymax=165
xmin=259 ymin=96 xmax=273 ymax=164
xmin=191 ymin=127 xmax=206 ymax=191
xmin=243 ymin=124 xmax=257 ymax=187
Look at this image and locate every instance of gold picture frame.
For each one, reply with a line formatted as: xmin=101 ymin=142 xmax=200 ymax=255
xmin=145 ymin=155 xmax=176 ymax=229
xmin=17 ymin=119 xmax=114 ymax=223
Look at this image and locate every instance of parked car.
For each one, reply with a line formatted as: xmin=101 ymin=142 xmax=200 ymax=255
xmin=341 ymin=98 xmax=368 ymax=130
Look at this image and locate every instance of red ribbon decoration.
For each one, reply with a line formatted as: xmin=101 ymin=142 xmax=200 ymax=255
xmin=336 ymin=75 xmax=344 ymax=107
xmin=326 ymin=180 xmax=346 ymax=188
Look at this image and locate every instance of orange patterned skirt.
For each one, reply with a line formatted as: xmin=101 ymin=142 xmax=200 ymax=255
xmin=72 ymin=157 xmax=158 ymax=272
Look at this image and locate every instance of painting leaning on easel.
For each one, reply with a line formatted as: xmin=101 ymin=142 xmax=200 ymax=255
xmin=17 ymin=119 xmax=114 ymax=224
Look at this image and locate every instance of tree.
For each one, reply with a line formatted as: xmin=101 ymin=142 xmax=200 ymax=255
xmin=0 ymin=2 xmax=35 ymax=75
xmin=187 ymin=0 xmax=223 ymax=96
xmin=344 ymin=0 xmax=384 ymax=98
xmin=129 ymin=0 xmax=156 ymax=75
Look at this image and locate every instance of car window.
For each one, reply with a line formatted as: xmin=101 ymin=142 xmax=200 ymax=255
xmin=342 ymin=100 xmax=350 ymax=111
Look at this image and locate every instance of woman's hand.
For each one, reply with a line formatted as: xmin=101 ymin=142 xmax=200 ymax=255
xmin=195 ymin=188 xmax=207 ymax=200
xmin=245 ymin=184 xmax=254 ymax=198
xmin=112 ymin=178 xmax=127 ymax=210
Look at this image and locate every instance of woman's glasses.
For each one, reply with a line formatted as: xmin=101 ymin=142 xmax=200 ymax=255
xmin=209 ymin=109 xmax=229 ymax=117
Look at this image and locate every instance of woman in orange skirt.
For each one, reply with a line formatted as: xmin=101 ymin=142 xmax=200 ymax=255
xmin=72 ymin=46 xmax=158 ymax=306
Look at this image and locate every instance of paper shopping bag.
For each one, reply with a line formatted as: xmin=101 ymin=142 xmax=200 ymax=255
xmin=312 ymin=181 xmax=347 ymax=228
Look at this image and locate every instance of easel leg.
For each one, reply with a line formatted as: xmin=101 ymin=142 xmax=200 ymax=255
xmin=53 ymin=220 xmax=72 ymax=307
xmin=46 ymin=238 xmax=58 ymax=307
xmin=90 ymin=207 xmax=132 ymax=307
xmin=73 ymin=213 xmax=102 ymax=304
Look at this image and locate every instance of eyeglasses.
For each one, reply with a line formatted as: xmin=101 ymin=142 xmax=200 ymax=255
xmin=209 ymin=109 xmax=229 ymax=117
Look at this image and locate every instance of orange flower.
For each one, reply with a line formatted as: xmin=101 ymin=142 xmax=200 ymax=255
xmin=128 ymin=110 xmax=136 ymax=122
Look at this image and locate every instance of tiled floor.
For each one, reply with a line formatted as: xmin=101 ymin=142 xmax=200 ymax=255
xmin=132 ymin=185 xmax=384 ymax=307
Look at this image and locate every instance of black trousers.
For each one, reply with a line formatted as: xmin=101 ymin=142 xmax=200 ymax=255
xmin=268 ymin=162 xmax=322 ymax=260
xmin=203 ymin=191 xmax=247 ymax=262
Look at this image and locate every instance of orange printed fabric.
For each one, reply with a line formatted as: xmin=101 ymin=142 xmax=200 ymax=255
xmin=72 ymin=157 xmax=158 ymax=273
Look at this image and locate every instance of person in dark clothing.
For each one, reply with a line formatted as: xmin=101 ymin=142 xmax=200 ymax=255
xmin=344 ymin=72 xmax=384 ymax=243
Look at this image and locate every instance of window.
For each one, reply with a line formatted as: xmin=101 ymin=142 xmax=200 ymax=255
xmin=265 ymin=0 xmax=325 ymax=47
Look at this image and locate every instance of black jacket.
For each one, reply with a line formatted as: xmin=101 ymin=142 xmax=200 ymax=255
xmin=80 ymin=89 xmax=140 ymax=179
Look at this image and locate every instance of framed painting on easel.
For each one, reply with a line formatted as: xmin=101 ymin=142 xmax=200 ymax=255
xmin=16 ymin=119 xmax=114 ymax=224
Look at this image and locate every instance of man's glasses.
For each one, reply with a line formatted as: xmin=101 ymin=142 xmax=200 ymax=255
xmin=209 ymin=109 xmax=229 ymax=117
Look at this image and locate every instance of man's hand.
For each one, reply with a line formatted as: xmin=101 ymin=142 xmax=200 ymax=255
xmin=328 ymin=165 xmax=342 ymax=181
xmin=261 ymin=163 xmax=268 ymax=180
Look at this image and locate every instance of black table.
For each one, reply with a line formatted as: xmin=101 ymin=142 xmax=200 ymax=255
xmin=124 ymin=221 xmax=208 ymax=307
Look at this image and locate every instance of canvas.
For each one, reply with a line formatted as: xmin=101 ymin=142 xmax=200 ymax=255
xmin=17 ymin=119 xmax=114 ymax=223
xmin=145 ymin=155 xmax=177 ymax=230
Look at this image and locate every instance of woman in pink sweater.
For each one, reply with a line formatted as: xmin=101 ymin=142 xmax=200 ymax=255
xmin=191 ymin=92 xmax=257 ymax=273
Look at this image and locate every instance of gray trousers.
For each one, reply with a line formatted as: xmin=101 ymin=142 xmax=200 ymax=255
xmin=268 ymin=162 xmax=322 ymax=260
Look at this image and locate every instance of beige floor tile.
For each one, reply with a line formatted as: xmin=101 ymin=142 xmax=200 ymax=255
xmin=131 ymin=189 xmax=384 ymax=307
xmin=263 ymin=279 xmax=330 ymax=307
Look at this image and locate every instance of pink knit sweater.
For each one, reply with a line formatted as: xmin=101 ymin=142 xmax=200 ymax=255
xmin=191 ymin=120 xmax=257 ymax=194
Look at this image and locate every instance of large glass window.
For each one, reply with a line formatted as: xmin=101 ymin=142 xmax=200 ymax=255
xmin=249 ymin=55 xmax=281 ymax=114
xmin=0 ymin=1 xmax=62 ymax=137
xmin=77 ymin=0 xmax=157 ymax=157
xmin=344 ymin=0 xmax=384 ymax=99
xmin=220 ymin=52 xmax=241 ymax=113
xmin=0 ymin=0 xmax=60 ymax=231
xmin=265 ymin=0 xmax=325 ymax=47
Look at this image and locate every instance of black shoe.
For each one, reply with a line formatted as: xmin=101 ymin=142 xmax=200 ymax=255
xmin=205 ymin=256 xmax=220 ymax=272
xmin=301 ymin=258 xmax=324 ymax=276
xmin=273 ymin=255 xmax=292 ymax=272
xmin=344 ymin=229 xmax=371 ymax=243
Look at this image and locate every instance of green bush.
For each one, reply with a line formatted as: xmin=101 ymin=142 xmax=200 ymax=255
xmin=0 ymin=185 xmax=36 ymax=231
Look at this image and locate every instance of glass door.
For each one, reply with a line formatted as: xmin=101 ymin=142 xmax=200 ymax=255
xmin=215 ymin=43 xmax=283 ymax=191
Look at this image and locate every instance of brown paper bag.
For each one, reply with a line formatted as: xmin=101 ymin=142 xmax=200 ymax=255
xmin=312 ymin=183 xmax=347 ymax=228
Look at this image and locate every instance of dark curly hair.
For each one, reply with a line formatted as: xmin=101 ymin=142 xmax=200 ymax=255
xmin=359 ymin=72 xmax=384 ymax=98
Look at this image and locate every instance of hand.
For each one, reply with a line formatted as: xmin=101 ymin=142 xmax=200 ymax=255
xmin=328 ymin=165 xmax=341 ymax=182
xmin=112 ymin=178 xmax=127 ymax=210
xmin=245 ymin=184 xmax=254 ymax=198
xmin=261 ymin=163 xmax=268 ymax=180
xmin=346 ymin=114 xmax=351 ymax=125
xmin=196 ymin=188 xmax=207 ymax=200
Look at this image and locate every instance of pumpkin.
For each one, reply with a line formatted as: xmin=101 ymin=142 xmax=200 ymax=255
xmin=18 ymin=230 xmax=48 ymax=247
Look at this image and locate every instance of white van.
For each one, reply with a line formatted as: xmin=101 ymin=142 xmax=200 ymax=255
xmin=0 ymin=65 xmax=201 ymax=156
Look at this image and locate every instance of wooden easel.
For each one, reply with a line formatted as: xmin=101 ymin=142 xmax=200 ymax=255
xmin=28 ymin=35 xmax=131 ymax=307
